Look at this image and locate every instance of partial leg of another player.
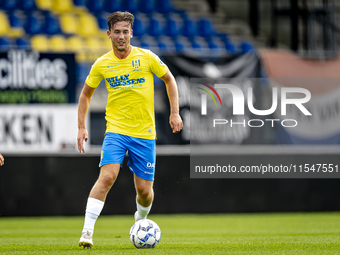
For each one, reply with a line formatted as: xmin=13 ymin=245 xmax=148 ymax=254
xmin=134 ymin=174 xmax=154 ymax=222
xmin=79 ymin=163 xmax=120 ymax=249
xmin=0 ymin=154 xmax=4 ymax=166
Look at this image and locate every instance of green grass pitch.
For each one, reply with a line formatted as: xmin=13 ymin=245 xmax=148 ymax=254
xmin=1 ymin=212 xmax=340 ymax=254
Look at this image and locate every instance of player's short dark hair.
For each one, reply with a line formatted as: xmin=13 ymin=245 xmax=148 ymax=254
xmin=106 ymin=11 xmax=134 ymax=31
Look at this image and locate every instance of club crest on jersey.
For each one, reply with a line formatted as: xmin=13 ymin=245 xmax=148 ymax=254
xmin=132 ymin=59 xmax=141 ymax=69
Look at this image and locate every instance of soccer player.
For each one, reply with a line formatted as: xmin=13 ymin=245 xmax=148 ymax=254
xmin=77 ymin=11 xmax=183 ymax=249
xmin=0 ymin=154 xmax=4 ymax=166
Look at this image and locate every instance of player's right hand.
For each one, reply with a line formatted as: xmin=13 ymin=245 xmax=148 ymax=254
xmin=77 ymin=128 xmax=88 ymax=153
xmin=170 ymin=113 xmax=183 ymax=133
xmin=0 ymin=154 xmax=4 ymax=166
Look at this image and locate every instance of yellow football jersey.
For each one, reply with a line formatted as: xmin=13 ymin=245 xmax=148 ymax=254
xmin=86 ymin=46 xmax=168 ymax=140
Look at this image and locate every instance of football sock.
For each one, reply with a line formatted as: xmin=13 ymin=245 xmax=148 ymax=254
xmin=83 ymin=197 xmax=104 ymax=233
xmin=136 ymin=200 xmax=152 ymax=221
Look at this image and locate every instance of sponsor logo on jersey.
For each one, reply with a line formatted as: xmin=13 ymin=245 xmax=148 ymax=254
xmin=147 ymin=162 xmax=155 ymax=168
xmin=105 ymin=74 xmax=145 ymax=88
xmin=132 ymin=60 xmax=141 ymax=69
xmin=107 ymin=64 xmax=120 ymax=68
xmin=104 ymin=68 xmax=121 ymax=73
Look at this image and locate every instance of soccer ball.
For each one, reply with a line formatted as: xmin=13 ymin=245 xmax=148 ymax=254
xmin=129 ymin=219 xmax=161 ymax=248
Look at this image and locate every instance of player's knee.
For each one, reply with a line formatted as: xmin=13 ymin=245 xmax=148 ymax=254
xmin=137 ymin=186 xmax=152 ymax=200
xmin=100 ymin=173 xmax=116 ymax=188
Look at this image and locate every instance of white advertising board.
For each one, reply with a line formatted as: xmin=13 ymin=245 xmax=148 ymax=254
xmin=0 ymin=105 xmax=89 ymax=153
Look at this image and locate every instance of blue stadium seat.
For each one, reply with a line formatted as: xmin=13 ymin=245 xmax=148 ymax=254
xmin=139 ymin=0 xmax=156 ymax=13
xmin=15 ymin=37 xmax=30 ymax=49
xmin=140 ymin=41 xmax=150 ymax=48
xmin=77 ymin=63 xmax=91 ymax=85
xmin=121 ymin=0 xmax=139 ymax=13
xmin=86 ymin=0 xmax=105 ymax=13
xmin=104 ymin=0 xmax=121 ymax=12
xmin=218 ymin=33 xmax=230 ymax=44
xmin=19 ymin=0 xmax=36 ymax=11
xmin=174 ymin=36 xmax=191 ymax=53
xmin=189 ymin=36 xmax=209 ymax=51
xmin=24 ymin=11 xmax=45 ymax=35
xmin=8 ymin=11 xmax=25 ymax=30
xmin=0 ymin=37 xmax=12 ymax=51
xmin=156 ymin=0 xmax=174 ymax=13
xmin=225 ymin=42 xmax=237 ymax=54
xmin=174 ymin=40 xmax=184 ymax=52
xmin=139 ymin=35 xmax=157 ymax=49
xmin=191 ymin=40 xmax=201 ymax=50
xmin=240 ymin=41 xmax=254 ymax=53
xmin=182 ymin=18 xmax=196 ymax=37
xmin=164 ymin=17 xmax=182 ymax=37
xmin=157 ymin=36 xmax=174 ymax=52
xmin=1 ymin=0 xmax=19 ymax=10
xmin=44 ymin=12 xmax=61 ymax=35
xmin=96 ymin=12 xmax=108 ymax=30
xmin=130 ymin=36 xmax=141 ymax=47
xmin=133 ymin=18 xmax=147 ymax=36
xmin=73 ymin=0 xmax=86 ymax=7
xmin=206 ymin=36 xmax=225 ymax=51
xmin=148 ymin=17 xmax=164 ymax=37
xmin=197 ymin=18 xmax=215 ymax=37
xmin=207 ymin=40 xmax=219 ymax=50
xmin=158 ymin=41 xmax=167 ymax=51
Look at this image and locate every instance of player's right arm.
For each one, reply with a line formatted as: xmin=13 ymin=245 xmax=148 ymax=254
xmin=78 ymin=57 xmax=103 ymax=153
xmin=77 ymin=83 xmax=96 ymax=153
xmin=0 ymin=154 xmax=4 ymax=166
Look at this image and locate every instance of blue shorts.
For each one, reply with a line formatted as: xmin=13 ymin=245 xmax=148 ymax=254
xmin=100 ymin=132 xmax=156 ymax=181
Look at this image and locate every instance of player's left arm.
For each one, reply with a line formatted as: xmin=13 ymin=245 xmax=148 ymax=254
xmin=160 ymin=70 xmax=183 ymax=133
